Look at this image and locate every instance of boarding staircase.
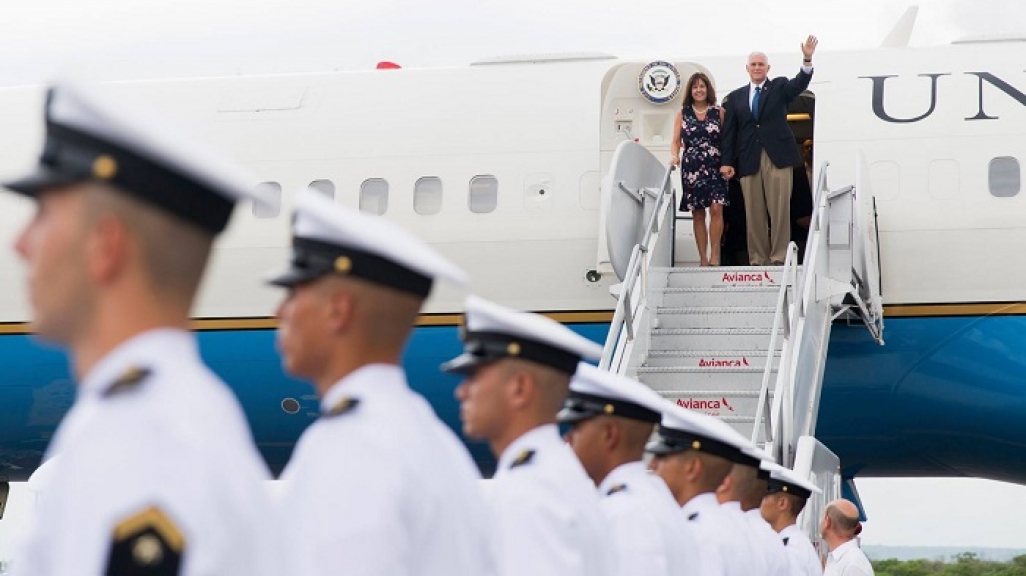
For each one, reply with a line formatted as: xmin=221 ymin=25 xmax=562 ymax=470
xmin=598 ymin=141 xmax=885 ymax=520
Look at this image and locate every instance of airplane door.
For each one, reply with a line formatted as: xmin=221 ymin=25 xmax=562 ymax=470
xmin=596 ymin=61 xmax=713 ymax=274
xmin=853 ymin=151 xmax=884 ymax=338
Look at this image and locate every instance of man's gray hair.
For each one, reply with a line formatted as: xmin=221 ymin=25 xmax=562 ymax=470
xmin=748 ymin=51 xmax=769 ymax=64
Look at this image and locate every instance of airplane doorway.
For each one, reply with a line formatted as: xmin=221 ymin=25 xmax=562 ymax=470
xmin=715 ymin=90 xmax=817 ymax=266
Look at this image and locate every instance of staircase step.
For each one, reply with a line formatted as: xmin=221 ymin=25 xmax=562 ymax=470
xmin=651 ymin=389 xmax=769 ymax=422
xmin=660 ymin=286 xmax=778 ymax=307
xmin=650 ymin=328 xmax=782 ymax=351
xmin=644 ymin=349 xmax=780 ymax=368
xmin=663 ymin=266 xmax=791 ymax=289
xmin=637 ymin=366 xmax=774 ymax=390
xmin=654 ymin=306 xmax=777 ymax=329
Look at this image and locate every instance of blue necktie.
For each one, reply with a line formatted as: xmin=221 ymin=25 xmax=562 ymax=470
xmin=752 ymin=86 xmax=762 ymax=116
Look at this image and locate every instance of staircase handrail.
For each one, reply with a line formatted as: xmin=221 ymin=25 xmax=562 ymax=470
xmin=750 ymin=241 xmax=800 ymax=452
xmin=599 ymin=164 xmax=676 ymax=372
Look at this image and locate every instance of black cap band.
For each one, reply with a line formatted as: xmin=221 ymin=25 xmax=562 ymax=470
xmin=271 ymin=237 xmax=433 ymax=298
xmin=459 ymin=330 xmax=582 ymax=375
xmin=557 ymin=390 xmax=661 ymax=425
xmin=766 ymin=477 xmax=812 ymax=499
xmin=647 ymin=426 xmax=754 ymax=466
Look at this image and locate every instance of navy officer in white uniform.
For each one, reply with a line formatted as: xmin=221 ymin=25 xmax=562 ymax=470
xmin=717 ymin=452 xmax=791 ymax=576
xmin=761 ymin=464 xmax=824 ymax=576
xmin=559 ymin=363 xmax=695 ymax=576
xmin=268 ymin=188 xmax=495 ymax=576
xmin=443 ymin=296 xmax=614 ymax=576
xmin=647 ymin=404 xmax=766 ymax=576
xmin=7 ymin=82 xmax=279 ymax=575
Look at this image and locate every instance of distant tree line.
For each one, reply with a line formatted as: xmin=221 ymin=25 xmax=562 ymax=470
xmin=874 ymin=553 xmax=1026 ymax=576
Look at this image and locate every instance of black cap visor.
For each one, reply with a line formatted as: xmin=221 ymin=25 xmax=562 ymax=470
xmin=440 ymin=352 xmax=493 ymax=376
xmin=4 ymin=165 xmax=83 ymax=197
xmin=767 ymin=478 xmax=812 ymax=499
xmin=557 ymin=391 xmax=661 ymax=426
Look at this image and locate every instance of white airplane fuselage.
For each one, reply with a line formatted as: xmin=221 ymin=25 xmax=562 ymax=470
xmin=1 ymin=41 xmax=1025 ymax=483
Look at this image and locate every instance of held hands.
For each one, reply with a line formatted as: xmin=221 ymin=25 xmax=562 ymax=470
xmin=801 ymin=35 xmax=818 ymax=59
xmin=720 ymin=165 xmax=735 ymax=180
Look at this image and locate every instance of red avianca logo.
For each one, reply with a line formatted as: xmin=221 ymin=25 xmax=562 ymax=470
xmin=698 ymin=357 xmax=750 ymax=367
xmin=721 ymin=271 xmax=776 ymax=284
xmin=677 ymin=397 xmax=736 ymax=412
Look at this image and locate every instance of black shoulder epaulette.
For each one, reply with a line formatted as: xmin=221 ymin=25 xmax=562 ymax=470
xmin=322 ymin=396 xmax=360 ymax=418
xmin=103 ymin=366 xmax=152 ymax=398
xmin=688 ymin=512 xmax=699 ymax=521
xmin=606 ymin=483 xmax=628 ymax=496
xmin=105 ymin=506 xmax=184 ymax=575
xmin=509 ymin=449 xmax=535 ymax=469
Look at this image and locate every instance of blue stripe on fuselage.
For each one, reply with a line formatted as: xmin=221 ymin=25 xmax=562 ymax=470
xmin=3 ymin=317 xmax=1026 ymax=483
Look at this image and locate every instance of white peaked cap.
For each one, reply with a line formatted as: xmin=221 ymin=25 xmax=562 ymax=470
xmin=441 ymin=295 xmax=603 ymax=376
xmin=765 ymin=461 xmax=822 ymax=498
xmin=268 ymin=187 xmax=468 ymax=297
xmin=647 ymin=402 xmax=761 ymax=467
xmin=558 ymin=363 xmax=667 ymax=424
xmin=4 ymin=80 xmax=271 ymax=234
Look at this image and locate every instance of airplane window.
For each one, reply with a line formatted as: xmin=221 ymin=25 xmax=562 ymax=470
xmin=989 ymin=157 xmax=1020 ymax=198
xmin=309 ymin=179 xmax=335 ymax=199
xmin=469 ymin=175 xmax=498 ymax=214
xmin=414 ymin=176 xmax=443 ymax=215
xmin=253 ymin=181 xmax=282 ymax=218
xmin=360 ymin=179 xmax=389 ymax=215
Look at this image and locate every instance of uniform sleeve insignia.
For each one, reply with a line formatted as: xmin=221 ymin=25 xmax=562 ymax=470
xmin=105 ymin=506 xmax=184 ymax=576
xmin=688 ymin=512 xmax=699 ymax=521
xmin=323 ymin=396 xmax=360 ymax=418
xmin=103 ymin=366 xmax=153 ymax=398
xmin=605 ymin=483 xmax=628 ymax=496
xmin=509 ymin=449 xmax=536 ymax=469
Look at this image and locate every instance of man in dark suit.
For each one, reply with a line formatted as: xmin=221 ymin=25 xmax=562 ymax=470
xmin=721 ymin=36 xmax=818 ymax=266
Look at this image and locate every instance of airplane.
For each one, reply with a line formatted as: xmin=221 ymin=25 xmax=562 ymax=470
xmin=2 ymin=7 xmax=1026 ymax=513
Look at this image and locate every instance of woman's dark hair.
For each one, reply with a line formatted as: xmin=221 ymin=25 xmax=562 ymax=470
xmin=682 ymin=72 xmax=717 ymax=108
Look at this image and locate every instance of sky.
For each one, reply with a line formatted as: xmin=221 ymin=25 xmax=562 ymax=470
xmin=2 ymin=0 xmax=1026 ymax=561
xmin=0 ymin=0 xmax=1022 ymax=85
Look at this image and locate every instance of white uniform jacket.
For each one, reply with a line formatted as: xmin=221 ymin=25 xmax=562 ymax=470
xmin=780 ymin=524 xmax=824 ymax=576
xmin=489 ymin=424 xmax=614 ymax=576
xmin=681 ymin=493 xmax=750 ymax=576
xmin=744 ymin=508 xmax=792 ymax=576
xmin=598 ymin=461 xmax=695 ymax=576
xmin=277 ymin=364 xmax=495 ymax=576
xmin=13 ymin=329 xmax=279 ymax=576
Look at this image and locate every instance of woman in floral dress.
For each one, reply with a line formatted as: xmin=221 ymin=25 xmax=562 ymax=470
xmin=671 ymin=72 xmax=729 ymax=266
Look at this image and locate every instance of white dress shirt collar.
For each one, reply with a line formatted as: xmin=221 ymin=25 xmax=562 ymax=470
xmin=497 ymin=423 xmax=562 ymax=471
xmin=681 ymin=491 xmax=720 ymax=517
xmin=829 ymin=539 xmax=858 ymax=562
xmin=78 ymin=328 xmax=195 ymax=397
xmin=319 ymin=363 xmax=407 ymax=413
xmin=598 ymin=460 xmax=648 ymax=495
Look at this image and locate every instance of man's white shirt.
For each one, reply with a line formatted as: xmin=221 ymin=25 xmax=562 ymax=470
xmin=824 ymin=540 xmax=874 ymax=576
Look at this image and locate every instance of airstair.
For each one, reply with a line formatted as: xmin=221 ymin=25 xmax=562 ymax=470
xmin=598 ymin=140 xmax=885 ymax=516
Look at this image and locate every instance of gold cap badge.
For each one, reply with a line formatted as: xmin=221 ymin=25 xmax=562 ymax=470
xmin=92 ymin=154 xmax=118 ymax=180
